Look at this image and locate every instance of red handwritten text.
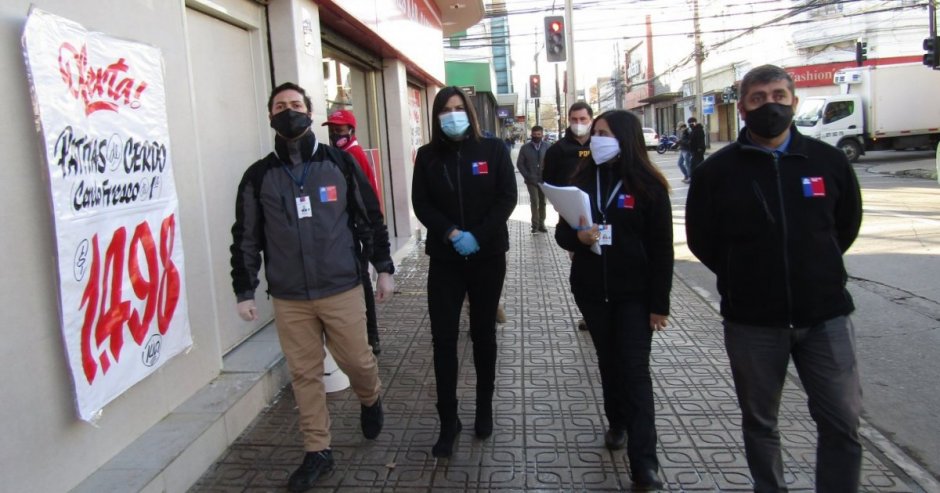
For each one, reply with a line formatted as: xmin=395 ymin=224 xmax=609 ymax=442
xmin=58 ymin=42 xmax=149 ymax=116
xmin=80 ymin=214 xmax=180 ymax=383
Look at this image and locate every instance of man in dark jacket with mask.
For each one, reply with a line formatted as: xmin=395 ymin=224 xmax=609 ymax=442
xmin=543 ymin=102 xmax=593 ymax=331
xmin=686 ymin=65 xmax=863 ymax=493
xmin=230 ymin=82 xmax=395 ymax=492
xmin=516 ymin=125 xmax=549 ymax=232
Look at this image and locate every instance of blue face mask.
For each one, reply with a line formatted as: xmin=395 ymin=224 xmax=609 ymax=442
xmin=440 ymin=111 xmax=470 ymax=138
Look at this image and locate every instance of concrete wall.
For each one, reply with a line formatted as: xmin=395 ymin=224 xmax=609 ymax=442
xmin=0 ymin=1 xmax=232 ymax=490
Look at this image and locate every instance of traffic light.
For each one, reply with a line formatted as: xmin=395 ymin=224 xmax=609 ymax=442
xmin=529 ymin=74 xmax=541 ymax=99
xmin=544 ymin=16 xmax=567 ymax=63
xmin=855 ymin=40 xmax=867 ymax=66
xmin=924 ymin=37 xmax=940 ymax=68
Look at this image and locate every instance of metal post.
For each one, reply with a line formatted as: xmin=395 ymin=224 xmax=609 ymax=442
xmin=565 ymin=0 xmax=576 ymax=106
xmin=693 ymin=0 xmax=707 ymax=145
xmin=555 ymin=63 xmax=562 ymax=134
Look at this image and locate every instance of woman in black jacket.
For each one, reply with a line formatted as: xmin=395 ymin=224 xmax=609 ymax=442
xmin=411 ymin=87 xmax=517 ymax=458
xmin=555 ymin=110 xmax=673 ymax=491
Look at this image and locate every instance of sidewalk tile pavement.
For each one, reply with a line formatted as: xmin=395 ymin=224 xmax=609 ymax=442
xmin=192 ymin=204 xmax=918 ymax=492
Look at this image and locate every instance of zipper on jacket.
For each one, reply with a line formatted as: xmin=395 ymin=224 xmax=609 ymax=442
xmin=455 ymin=148 xmax=466 ymax=229
xmin=751 ymin=181 xmax=776 ymax=225
xmin=772 ymin=154 xmax=795 ymax=328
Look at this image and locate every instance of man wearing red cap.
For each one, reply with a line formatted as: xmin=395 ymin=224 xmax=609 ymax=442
xmin=324 ymin=109 xmax=383 ymax=354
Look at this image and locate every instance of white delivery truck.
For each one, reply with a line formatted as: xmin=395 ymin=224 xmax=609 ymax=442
xmin=794 ymin=63 xmax=940 ymax=162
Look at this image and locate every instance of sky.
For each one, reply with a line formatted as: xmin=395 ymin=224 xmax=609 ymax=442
xmin=444 ymin=0 xmax=931 ymax=104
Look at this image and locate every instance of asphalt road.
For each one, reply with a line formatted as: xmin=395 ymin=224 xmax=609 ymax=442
xmin=657 ymin=146 xmax=940 ymax=482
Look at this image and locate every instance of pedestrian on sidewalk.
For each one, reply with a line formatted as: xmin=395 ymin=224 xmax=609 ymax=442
xmin=411 ymin=86 xmax=517 ymax=458
xmin=688 ymin=117 xmax=706 ymax=175
xmin=544 ymin=101 xmax=594 ymax=332
xmin=554 ymin=109 xmax=673 ymax=491
xmin=323 ymin=109 xmax=384 ymax=355
xmin=230 ymin=82 xmax=396 ymax=492
xmin=676 ymin=122 xmax=692 ymax=183
xmin=516 ymin=125 xmax=549 ymax=233
xmin=685 ymin=64 xmax=864 ymax=493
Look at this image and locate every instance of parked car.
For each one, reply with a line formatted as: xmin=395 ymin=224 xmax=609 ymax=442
xmin=642 ymin=127 xmax=659 ymax=148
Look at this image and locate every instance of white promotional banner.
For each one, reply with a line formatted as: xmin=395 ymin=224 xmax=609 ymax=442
xmin=22 ymin=8 xmax=192 ymax=421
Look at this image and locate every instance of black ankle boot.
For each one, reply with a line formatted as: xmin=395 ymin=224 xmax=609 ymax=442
xmin=432 ymin=417 xmax=462 ymax=457
xmin=474 ymin=401 xmax=492 ymax=438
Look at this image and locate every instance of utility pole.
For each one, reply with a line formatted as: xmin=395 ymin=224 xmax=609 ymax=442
xmin=565 ymin=0 xmax=576 ymax=108
xmin=693 ymin=0 xmax=707 ymax=146
xmin=693 ymin=0 xmax=704 ymax=125
xmin=555 ymin=63 xmax=562 ymax=134
xmin=533 ymin=28 xmax=540 ymax=127
xmin=614 ymin=42 xmax=623 ymax=109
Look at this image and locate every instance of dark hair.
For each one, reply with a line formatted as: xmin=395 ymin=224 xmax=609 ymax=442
xmin=739 ymin=64 xmax=795 ymax=101
xmin=268 ymin=82 xmax=313 ymax=115
xmin=687 ymin=117 xmax=697 ymax=125
xmin=430 ymin=86 xmax=482 ymax=149
xmin=531 ymin=125 xmax=544 ymax=132
xmin=572 ymin=110 xmax=669 ymax=201
xmin=568 ymin=101 xmax=594 ymax=118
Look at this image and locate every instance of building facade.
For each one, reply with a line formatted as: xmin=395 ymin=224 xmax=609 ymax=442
xmin=0 ymin=0 xmax=482 ymax=491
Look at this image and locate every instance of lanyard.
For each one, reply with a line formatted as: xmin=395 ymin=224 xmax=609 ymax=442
xmin=595 ymin=167 xmax=622 ymax=223
xmin=283 ymin=161 xmax=311 ymax=193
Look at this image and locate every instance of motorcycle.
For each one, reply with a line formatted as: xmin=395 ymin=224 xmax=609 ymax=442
xmin=656 ymin=134 xmax=680 ymax=154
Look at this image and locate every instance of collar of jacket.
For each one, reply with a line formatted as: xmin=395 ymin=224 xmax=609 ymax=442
xmin=274 ymin=131 xmax=318 ymax=165
xmin=732 ymin=124 xmax=808 ymax=159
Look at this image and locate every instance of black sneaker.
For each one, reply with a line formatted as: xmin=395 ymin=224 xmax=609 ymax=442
xmin=288 ymin=450 xmax=334 ymax=492
xmin=361 ymin=397 xmax=384 ymax=439
xmin=631 ymin=467 xmax=664 ymax=491
xmin=577 ymin=318 xmax=589 ymax=331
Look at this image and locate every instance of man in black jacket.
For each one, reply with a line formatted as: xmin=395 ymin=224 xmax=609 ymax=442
xmin=230 ymin=83 xmax=395 ymax=492
xmin=687 ymin=116 xmax=706 ymax=174
xmin=686 ymin=65 xmax=863 ymax=493
xmin=543 ymin=102 xmax=593 ymax=331
xmin=542 ymin=101 xmax=593 ymax=186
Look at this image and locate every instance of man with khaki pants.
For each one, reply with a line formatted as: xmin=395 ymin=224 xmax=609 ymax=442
xmin=230 ymin=82 xmax=396 ymax=493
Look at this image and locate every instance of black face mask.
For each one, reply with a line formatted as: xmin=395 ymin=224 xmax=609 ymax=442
xmin=270 ymin=110 xmax=312 ymax=139
xmin=531 ymin=136 xmax=542 ymax=143
xmin=744 ymin=102 xmax=794 ymax=139
xmin=329 ymin=134 xmax=350 ymax=148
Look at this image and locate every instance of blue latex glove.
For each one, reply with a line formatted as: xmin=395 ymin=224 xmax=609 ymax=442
xmin=451 ymin=231 xmax=480 ymax=256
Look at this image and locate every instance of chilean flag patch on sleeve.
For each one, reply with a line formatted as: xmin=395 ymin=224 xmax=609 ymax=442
xmin=472 ymin=161 xmax=489 ymax=175
xmin=802 ymin=177 xmax=826 ymax=197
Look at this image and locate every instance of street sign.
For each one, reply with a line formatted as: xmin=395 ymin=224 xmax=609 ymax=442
xmin=703 ymin=104 xmax=715 ymax=115
xmin=702 ymin=94 xmax=715 ymax=105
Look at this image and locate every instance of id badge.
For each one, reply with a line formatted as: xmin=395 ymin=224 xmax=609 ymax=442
xmin=598 ymin=224 xmax=613 ymax=246
xmin=296 ymin=195 xmax=312 ymax=219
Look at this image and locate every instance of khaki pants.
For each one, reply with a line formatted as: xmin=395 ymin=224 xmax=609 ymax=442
xmin=272 ymin=285 xmax=381 ymax=451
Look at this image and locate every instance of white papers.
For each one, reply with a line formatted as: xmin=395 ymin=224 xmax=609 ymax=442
xmin=540 ymin=183 xmax=601 ymax=255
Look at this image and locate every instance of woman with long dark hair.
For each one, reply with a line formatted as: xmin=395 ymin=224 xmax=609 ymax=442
xmin=411 ymin=87 xmax=517 ymax=458
xmin=554 ymin=110 xmax=673 ymax=490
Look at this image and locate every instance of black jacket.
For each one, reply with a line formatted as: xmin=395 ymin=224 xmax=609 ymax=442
xmin=412 ymin=136 xmax=517 ymax=261
xmin=230 ymin=141 xmax=393 ymax=302
xmin=685 ymin=126 xmax=862 ymax=328
xmin=542 ymin=129 xmax=591 ymax=185
xmin=555 ymin=164 xmax=674 ymax=315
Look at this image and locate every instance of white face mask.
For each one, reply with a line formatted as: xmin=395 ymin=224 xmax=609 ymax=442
xmin=590 ymin=136 xmax=620 ymax=165
xmin=570 ymin=122 xmax=591 ymax=137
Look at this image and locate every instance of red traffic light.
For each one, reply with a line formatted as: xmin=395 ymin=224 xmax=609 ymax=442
xmin=550 ymin=21 xmax=562 ymax=33
xmin=531 ymin=76 xmax=540 ymax=83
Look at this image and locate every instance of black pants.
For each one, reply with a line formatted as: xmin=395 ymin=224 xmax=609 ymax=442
xmin=427 ymin=255 xmax=506 ymax=410
xmin=724 ymin=316 xmax=862 ymax=492
xmin=361 ymin=260 xmax=378 ymax=342
xmin=576 ymin=295 xmax=658 ymax=472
